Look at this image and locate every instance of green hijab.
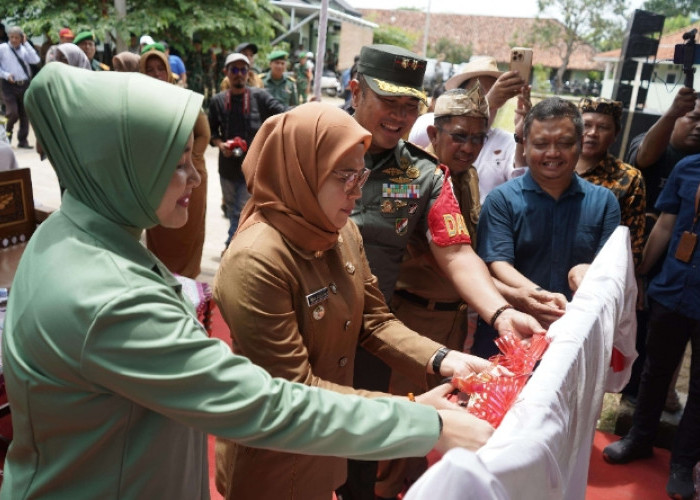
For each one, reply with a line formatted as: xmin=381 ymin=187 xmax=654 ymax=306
xmin=25 ymin=63 xmax=203 ymax=229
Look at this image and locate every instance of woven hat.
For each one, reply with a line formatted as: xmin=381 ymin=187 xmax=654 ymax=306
xmin=445 ymin=56 xmax=502 ymax=90
xmin=434 ymin=84 xmax=489 ymax=120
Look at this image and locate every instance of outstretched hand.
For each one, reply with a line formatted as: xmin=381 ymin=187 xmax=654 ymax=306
xmin=435 ymin=408 xmax=494 ymax=454
xmin=492 ymin=307 xmax=548 ymax=340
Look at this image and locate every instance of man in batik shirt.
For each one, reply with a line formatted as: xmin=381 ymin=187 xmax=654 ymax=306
xmin=576 ymin=97 xmax=646 ymax=266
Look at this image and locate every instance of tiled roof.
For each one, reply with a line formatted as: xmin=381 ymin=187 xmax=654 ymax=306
xmin=360 ymin=9 xmax=603 ymax=71
xmin=596 ymin=21 xmax=700 ymax=62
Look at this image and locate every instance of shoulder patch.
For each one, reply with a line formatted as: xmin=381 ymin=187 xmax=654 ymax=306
xmin=403 ymin=140 xmax=439 ymax=164
xmin=427 ymin=165 xmax=471 ymax=247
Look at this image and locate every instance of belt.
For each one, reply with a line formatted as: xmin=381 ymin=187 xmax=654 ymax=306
xmin=8 ymin=80 xmax=27 ymax=86
xmin=395 ymin=289 xmax=465 ymax=312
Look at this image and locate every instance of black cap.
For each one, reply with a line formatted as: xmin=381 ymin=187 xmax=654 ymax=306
xmin=235 ymin=42 xmax=258 ymax=55
xmin=357 ymin=44 xmax=427 ymax=103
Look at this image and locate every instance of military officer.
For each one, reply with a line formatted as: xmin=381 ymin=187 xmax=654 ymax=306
xmin=73 ymin=31 xmax=109 ymax=71
xmin=376 ymin=86 xmax=491 ymax=499
xmin=262 ymin=49 xmax=297 ymax=108
xmin=337 ymin=43 xmax=544 ymax=500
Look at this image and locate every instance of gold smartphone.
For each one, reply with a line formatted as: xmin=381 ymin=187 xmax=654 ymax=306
xmin=510 ymin=47 xmax=533 ymax=83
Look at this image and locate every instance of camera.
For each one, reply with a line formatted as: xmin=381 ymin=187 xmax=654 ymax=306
xmin=674 ymin=28 xmax=700 ymax=88
xmin=225 ymin=137 xmax=248 ymax=158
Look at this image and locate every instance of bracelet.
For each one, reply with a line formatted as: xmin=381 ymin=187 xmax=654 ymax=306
xmin=431 ymin=347 xmax=451 ymax=375
xmin=490 ymin=304 xmax=514 ymax=328
xmin=407 ymin=392 xmax=416 ymax=402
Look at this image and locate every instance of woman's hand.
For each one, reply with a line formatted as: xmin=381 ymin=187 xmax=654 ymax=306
xmin=434 ymin=409 xmax=494 ymax=453
xmin=413 ymin=382 xmax=463 ymax=410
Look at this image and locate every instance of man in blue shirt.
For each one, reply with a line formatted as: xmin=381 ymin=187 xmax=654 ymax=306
xmin=162 ymin=41 xmax=187 ymax=87
xmin=603 ymin=153 xmax=700 ymax=500
xmin=473 ymin=97 xmax=620 ymax=357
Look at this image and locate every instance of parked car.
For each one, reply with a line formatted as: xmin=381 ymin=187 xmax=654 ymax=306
xmin=320 ymin=69 xmax=342 ymax=97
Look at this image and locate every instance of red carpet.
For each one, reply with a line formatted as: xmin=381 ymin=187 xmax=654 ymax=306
xmin=586 ymin=430 xmax=672 ymax=500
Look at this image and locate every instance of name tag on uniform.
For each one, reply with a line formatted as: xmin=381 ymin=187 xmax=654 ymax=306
xmin=382 ymin=183 xmax=420 ymax=199
xmin=306 ymin=287 xmax=329 ymax=307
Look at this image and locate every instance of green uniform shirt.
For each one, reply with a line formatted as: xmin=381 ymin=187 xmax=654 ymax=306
xmin=262 ymin=72 xmax=298 ymax=107
xmin=350 ymin=140 xmax=443 ymax=302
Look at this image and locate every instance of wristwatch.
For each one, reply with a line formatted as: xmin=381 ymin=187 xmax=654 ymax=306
xmin=432 ymin=347 xmax=451 ymax=375
xmin=513 ymin=132 xmax=523 ymax=144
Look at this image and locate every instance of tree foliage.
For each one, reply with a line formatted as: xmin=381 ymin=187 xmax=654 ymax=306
xmin=662 ymin=15 xmax=695 ymax=36
xmin=642 ymin=0 xmax=700 ymax=18
xmin=428 ymin=37 xmax=472 ymax=64
xmin=4 ymin=0 xmax=284 ymax=55
xmin=371 ymin=25 xmax=419 ymax=50
xmin=535 ymin=0 xmax=628 ymax=92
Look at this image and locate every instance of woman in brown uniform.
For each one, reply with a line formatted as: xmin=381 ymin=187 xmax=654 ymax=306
xmin=140 ymin=47 xmax=210 ymax=278
xmin=214 ymin=103 xmax=494 ymax=500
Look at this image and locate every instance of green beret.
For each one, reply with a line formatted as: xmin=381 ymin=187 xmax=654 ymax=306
xmin=267 ymin=49 xmax=289 ymax=62
xmin=73 ymin=31 xmax=95 ymax=45
xmin=141 ymin=43 xmax=166 ymax=55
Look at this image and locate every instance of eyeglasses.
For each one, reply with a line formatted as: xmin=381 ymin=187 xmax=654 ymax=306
xmin=332 ymin=168 xmax=371 ymax=193
xmin=436 ymin=128 xmax=487 ymax=146
xmin=228 ymin=66 xmax=249 ymax=75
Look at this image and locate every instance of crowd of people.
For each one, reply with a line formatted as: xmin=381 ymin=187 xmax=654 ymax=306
xmin=1 ymin=20 xmax=700 ymax=500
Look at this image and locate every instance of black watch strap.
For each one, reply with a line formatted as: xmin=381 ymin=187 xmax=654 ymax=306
xmin=432 ymin=347 xmax=451 ymax=375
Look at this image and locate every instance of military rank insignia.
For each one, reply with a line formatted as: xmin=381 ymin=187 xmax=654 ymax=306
xmin=382 ymin=183 xmax=420 ymax=198
xmin=395 ymin=218 xmax=409 ymax=236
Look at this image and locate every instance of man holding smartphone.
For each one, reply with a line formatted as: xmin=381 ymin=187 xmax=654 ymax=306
xmin=444 ymin=56 xmax=528 ymax=203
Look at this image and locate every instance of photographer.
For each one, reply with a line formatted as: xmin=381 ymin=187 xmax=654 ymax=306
xmin=208 ymin=52 xmax=285 ymax=249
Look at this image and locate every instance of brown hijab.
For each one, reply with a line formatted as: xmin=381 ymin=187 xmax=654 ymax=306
xmin=112 ymin=52 xmax=141 ymax=72
xmin=138 ymin=49 xmax=174 ymax=83
xmin=239 ymin=103 xmax=371 ymax=252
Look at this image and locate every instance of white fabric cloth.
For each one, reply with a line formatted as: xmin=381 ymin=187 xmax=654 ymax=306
xmin=475 ymin=127 xmax=526 ymax=204
xmin=405 ymin=226 xmax=637 ymax=500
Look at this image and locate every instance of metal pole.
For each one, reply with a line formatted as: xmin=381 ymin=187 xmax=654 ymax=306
xmin=114 ymin=0 xmax=127 ymax=53
xmin=312 ymin=0 xmax=329 ymax=100
xmin=422 ymin=0 xmax=432 ymax=57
